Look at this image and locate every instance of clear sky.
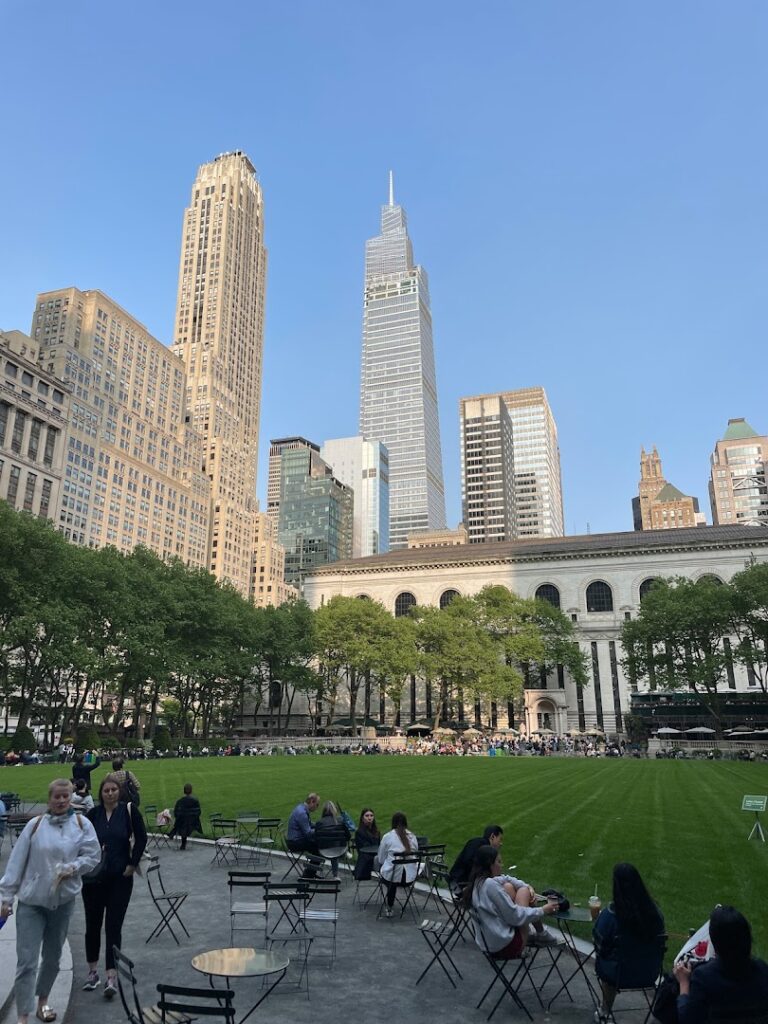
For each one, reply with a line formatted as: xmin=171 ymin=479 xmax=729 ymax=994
xmin=2 ymin=1 xmax=766 ymax=535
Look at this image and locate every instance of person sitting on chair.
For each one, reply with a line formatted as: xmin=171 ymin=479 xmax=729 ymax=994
xmin=674 ymin=906 xmax=768 ymax=1024
xmin=286 ymin=793 xmax=320 ymax=876
xmin=353 ymin=808 xmax=381 ymax=881
xmin=377 ymin=812 xmax=421 ymax=917
xmin=169 ymin=783 xmax=202 ymax=851
xmin=448 ymin=824 xmax=504 ymax=895
xmin=464 ymin=846 xmax=560 ymax=956
xmin=314 ymin=800 xmax=349 ymax=878
xmin=592 ymin=863 xmax=665 ymax=1022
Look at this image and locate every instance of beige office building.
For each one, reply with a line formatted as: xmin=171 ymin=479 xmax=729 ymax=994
xmin=709 ymin=418 xmax=768 ymax=527
xmin=251 ymin=511 xmax=298 ymax=607
xmin=0 ymin=330 xmax=69 ymax=521
xmin=30 ymin=288 xmax=210 ymax=565
xmin=171 ymin=151 xmax=268 ymax=596
xmin=460 ymin=387 xmax=563 ymax=542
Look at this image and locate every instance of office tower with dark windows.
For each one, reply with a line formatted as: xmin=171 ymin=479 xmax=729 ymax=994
xmin=267 ymin=436 xmax=319 ymax=522
xmin=277 ymin=444 xmax=353 ymax=589
xmin=359 ymin=174 xmax=446 ymax=549
xmin=171 ymin=151 xmax=267 ymax=595
xmin=321 ymin=435 xmax=389 ymax=557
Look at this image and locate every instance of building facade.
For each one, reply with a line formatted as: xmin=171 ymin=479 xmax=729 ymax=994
xmin=501 ymin=387 xmax=563 ymax=538
xmin=30 ymin=288 xmax=210 ymax=565
xmin=460 ymin=393 xmax=516 ymax=542
xmin=303 ymin=525 xmax=768 ymax=735
xmin=277 ymin=445 xmax=353 ymax=589
xmin=633 ymin=447 xmax=703 ymax=530
xmin=267 ymin=437 xmax=319 ymax=521
xmin=251 ymin=511 xmax=298 ymax=607
xmin=320 ymin=436 xmax=389 ymax=558
xmin=359 ymin=174 xmax=446 ymax=549
xmin=709 ymin=418 xmax=768 ymax=527
xmin=0 ymin=330 xmax=69 ymax=521
xmin=171 ymin=151 xmax=267 ymax=594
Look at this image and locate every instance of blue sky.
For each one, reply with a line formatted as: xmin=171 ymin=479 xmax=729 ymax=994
xmin=2 ymin=1 xmax=766 ymax=534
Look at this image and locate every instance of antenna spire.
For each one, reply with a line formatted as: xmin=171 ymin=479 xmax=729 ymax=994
xmin=388 ymin=170 xmax=394 ymax=206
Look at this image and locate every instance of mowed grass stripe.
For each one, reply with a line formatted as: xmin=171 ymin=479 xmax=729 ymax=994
xmin=8 ymin=757 xmax=767 ymax=957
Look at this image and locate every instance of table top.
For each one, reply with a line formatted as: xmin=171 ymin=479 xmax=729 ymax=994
xmin=192 ymin=948 xmax=289 ymax=979
xmin=555 ymin=906 xmax=595 ymax=924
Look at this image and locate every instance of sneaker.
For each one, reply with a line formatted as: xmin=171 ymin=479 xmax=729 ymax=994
xmin=385 ymin=907 xmax=393 ymax=918
xmin=593 ymin=1012 xmax=610 ymax=1023
xmin=104 ymin=977 xmax=117 ymax=1000
xmin=530 ymin=927 xmax=563 ymax=947
xmin=82 ymin=971 xmax=100 ymax=991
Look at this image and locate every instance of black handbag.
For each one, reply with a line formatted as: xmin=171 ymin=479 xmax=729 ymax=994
xmin=81 ymin=847 xmax=107 ymax=884
xmin=651 ymin=973 xmax=679 ymax=1024
xmin=540 ymin=887 xmax=570 ymax=912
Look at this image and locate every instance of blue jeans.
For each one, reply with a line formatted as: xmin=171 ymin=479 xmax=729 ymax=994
xmin=15 ymin=900 xmax=74 ymax=1016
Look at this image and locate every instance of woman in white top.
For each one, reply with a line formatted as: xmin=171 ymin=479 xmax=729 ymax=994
xmin=377 ymin=811 xmax=420 ymax=917
xmin=0 ymin=778 xmax=100 ymax=1024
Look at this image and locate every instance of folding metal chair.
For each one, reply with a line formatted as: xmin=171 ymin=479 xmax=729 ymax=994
xmin=114 ymin=945 xmax=195 ymax=1024
xmin=314 ymin=825 xmax=349 ymax=881
xmin=416 ymin=918 xmax=464 ymax=989
xmin=210 ymin=818 xmax=240 ymax=866
xmin=144 ymin=804 xmax=174 ymax=851
xmin=472 ymin=909 xmax=542 ymax=1022
xmin=298 ymin=877 xmax=340 ymax=962
xmin=156 ymin=983 xmax=235 ymax=1022
xmin=377 ymin=852 xmax=423 ymax=921
xmin=227 ymin=870 xmax=270 ymax=945
xmin=421 ymin=855 xmax=449 ymax=914
xmin=603 ymin=933 xmax=668 ymax=1024
xmin=251 ymin=816 xmax=281 ymax=868
xmin=279 ymin=829 xmax=307 ymax=879
xmin=145 ymin=858 xmax=190 ymax=945
xmin=264 ymin=883 xmax=313 ymax=993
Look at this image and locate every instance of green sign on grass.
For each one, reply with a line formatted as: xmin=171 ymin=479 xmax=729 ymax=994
xmin=742 ymin=795 xmax=767 ymax=813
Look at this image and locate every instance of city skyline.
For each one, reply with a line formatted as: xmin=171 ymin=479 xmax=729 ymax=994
xmin=2 ymin=3 xmax=767 ymax=535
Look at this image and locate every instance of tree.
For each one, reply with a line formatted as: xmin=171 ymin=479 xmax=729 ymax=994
xmin=729 ymin=560 xmax=768 ymax=692
xmin=622 ymin=576 xmax=735 ymax=734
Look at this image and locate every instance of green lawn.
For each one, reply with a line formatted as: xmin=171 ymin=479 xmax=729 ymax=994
xmin=5 ymin=756 xmax=768 ymax=957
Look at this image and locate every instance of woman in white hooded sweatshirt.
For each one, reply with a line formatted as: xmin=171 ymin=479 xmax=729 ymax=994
xmin=0 ymin=779 xmax=100 ymax=1024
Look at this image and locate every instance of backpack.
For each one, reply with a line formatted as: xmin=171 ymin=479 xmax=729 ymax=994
xmin=122 ymin=772 xmax=140 ymax=807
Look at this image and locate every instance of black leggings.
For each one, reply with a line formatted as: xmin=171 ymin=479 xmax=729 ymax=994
xmin=82 ymin=874 xmax=133 ymax=971
xmin=386 ymin=868 xmax=407 ymax=907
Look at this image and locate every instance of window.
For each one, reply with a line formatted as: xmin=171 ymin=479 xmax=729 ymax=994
xmin=698 ymin=574 xmax=724 ymax=586
xmin=395 ymin=592 xmax=417 ymax=618
xmin=439 ymin=589 xmax=460 ymax=609
xmin=0 ymin=401 xmax=8 ymax=446
xmin=355 ymin=594 xmax=371 ymax=601
xmin=11 ymin=411 xmax=25 ymax=454
xmin=6 ymin=466 xmax=20 ymax=506
xmin=586 ymin=580 xmax=613 ymax=613
xmin=535 ymin=583 xmax=561 ymax=608
xmin=23 ymin=473 xmax=36 ymax=512
xmin=639 ymin=578 xmax=659 ymax=603
xmin=39 ymin=479 xmax=52 ymax=519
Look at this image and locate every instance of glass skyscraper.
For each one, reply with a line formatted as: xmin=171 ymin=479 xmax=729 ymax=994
xmin=359 ymin=175 xmax=446 ymax=549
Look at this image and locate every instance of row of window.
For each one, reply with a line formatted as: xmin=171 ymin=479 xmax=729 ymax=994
xmin=372 ymin=575 xmax=725 ymax=617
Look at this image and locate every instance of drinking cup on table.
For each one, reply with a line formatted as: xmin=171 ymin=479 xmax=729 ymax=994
xmin=589 ymin=895 xmax=602 ymax=920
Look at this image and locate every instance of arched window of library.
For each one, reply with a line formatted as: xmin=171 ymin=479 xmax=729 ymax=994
xmin=638 ymin=578 xmax=659 ymax=603
xmin=698 ymin=574 xmax=724 ymax=586
xmin=535 ymin=584 xmax=561 ymax=609
xmin=394 ymin=592 xmax=417 ymax=618
xmin=439 ymin=589 xmax=460 ymax=609
xmin=356 ymin=594 xmax=371 ymax=601
xmin=586 ymin=580 xmax=613 ymax=613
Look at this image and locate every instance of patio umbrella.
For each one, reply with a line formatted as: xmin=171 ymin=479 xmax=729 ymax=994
xmin=656 ymin=727 xmax=682 ymax=736
xmin=534 ymin=728 xmax=555 ymax=735
xmin=432 ymin=727 xmax=456 ymax=737
xmin=685 ymin=727 xmax=716 ymax=735
xmin=406 ymin=721 xmax=432 ymax=735
xmin=461 ymin=727 xmax=483 ymax=737
xmin=586 ymin=729 xmax=605 ymax=736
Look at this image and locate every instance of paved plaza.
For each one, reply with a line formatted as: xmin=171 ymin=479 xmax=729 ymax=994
xmin=0 ymin=829 xmax=659 ymax=1024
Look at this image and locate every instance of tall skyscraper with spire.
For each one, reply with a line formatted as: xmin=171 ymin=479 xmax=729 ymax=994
xmin=359 ymin=174 xmax=446 ymax=548
xmin=172 ymin=151 xmax=267 ymax=595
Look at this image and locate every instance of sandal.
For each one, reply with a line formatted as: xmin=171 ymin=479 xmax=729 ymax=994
xmin=36 ymin=1007 xmax=56 ymax=1022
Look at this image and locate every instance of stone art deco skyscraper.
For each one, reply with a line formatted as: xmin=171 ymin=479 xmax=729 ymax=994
xmin=172 ymin=151 xmax=267 ymax=595
xmin=359 ymin=174 xmax=446 ymax=548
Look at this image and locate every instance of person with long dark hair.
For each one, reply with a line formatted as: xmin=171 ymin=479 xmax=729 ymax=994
xmin=81 ymin=773 xmax=147 ymax=1000
xmin=463 ymin=845 xmax=560 ymax=957
xmin=593 ymin=863 xmax=665 ymax=1021
xmin=674 ymin=906 xmax=768 ymax=1023
xmin=353 ymin=808 xmax=381 ymax=881
xmin=377 ymin=812 xmax=420 ymax=917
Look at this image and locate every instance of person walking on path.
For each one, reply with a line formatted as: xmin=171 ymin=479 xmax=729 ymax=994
xmin=0 ymin=778 xmax=100 ymax=1024
xmin=169 ymin=783 xmax=202 ymax=850
xmin=109 ymin=757 xmax=141 ymax=807
xmin=81 ymin=773 xmax=147 ymax=1000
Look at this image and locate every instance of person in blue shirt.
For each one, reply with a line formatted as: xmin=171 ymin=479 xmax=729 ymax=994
xmin=675 ymin=906 xmax=768 ymax=1024
xmin=286 ymin=793 xmax=320 ymax=875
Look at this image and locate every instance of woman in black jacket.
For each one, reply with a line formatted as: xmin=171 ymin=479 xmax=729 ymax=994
xmin=82 ymin=773 xmax=147 ymax=1000
xmin=353 ymin=807 xmax=381 ymax=881
xmin=170 ymin=783 xmax=202 ymax=850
